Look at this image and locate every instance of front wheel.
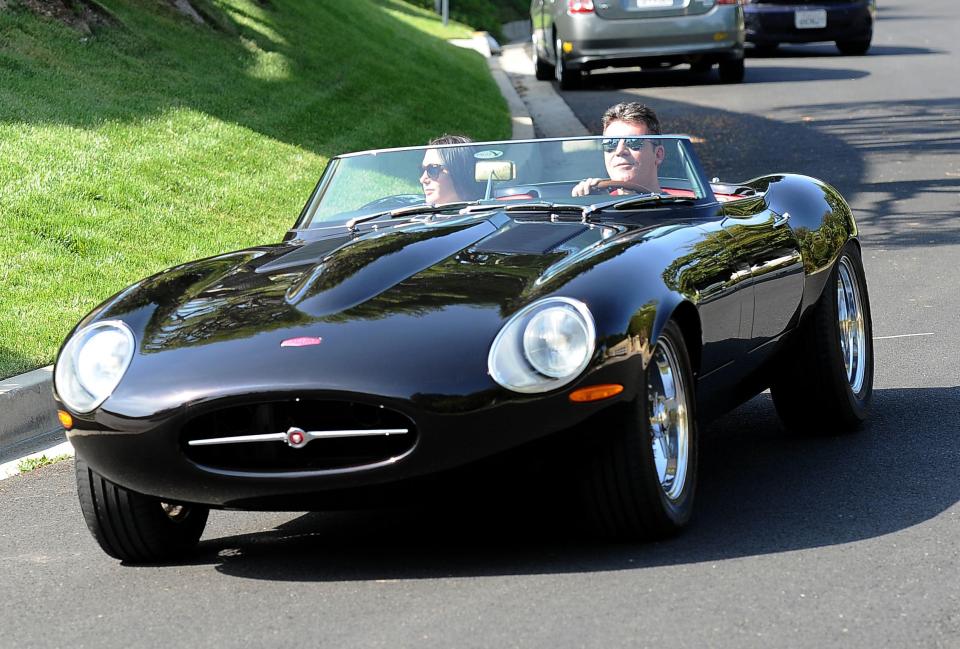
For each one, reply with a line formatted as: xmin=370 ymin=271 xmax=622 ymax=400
xmin=582 ymin=320 xmax=698 ymax=540
xmin=76 ymin=457 xmax=209 ymax=562
xmin=718 ymin=57 xmax=745 ymax=83
xmin=770 ymin=242 xmax=874 ymax=434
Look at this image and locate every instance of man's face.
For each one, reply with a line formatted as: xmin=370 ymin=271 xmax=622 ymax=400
xmin=602 ymin=120 xmax=665 ymax=189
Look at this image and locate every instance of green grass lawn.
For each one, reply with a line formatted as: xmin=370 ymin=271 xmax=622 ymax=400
xmin=0 ymin=0 xmax=510 ymax=379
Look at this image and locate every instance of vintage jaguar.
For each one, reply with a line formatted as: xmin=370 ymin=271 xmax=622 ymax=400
xmin=55 ymin=135 xmax=873 ymax=562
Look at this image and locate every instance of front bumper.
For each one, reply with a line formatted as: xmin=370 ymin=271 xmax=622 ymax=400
xmin=67 ymin=359 xmax=642 ymax=509
xmin=744 ymin=2 xmax=874 ymax=44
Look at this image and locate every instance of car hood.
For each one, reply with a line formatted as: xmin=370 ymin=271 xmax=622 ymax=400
xmin=88 ymin=212 xmax=637 ymax=418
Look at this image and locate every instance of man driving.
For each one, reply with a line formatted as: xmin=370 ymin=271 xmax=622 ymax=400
xmin=572 ymin=102 xmax=665 ymax=197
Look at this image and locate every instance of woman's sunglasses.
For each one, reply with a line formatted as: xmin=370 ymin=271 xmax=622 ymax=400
xmin=421 ymin=163 xmax=446 ymax=180
xmin=601 ymin=137 xmax=653 ymax=153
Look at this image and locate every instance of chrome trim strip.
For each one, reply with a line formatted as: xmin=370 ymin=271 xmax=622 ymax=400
xmin=187 ymin=428 xmax=409 ymax=447
xmin=188 ymin=433 xmax=288 ymax=446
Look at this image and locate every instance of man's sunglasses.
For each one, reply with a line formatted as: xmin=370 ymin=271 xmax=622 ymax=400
xmin=421 ymin=163 xmax=446 ymax=180
xmin=601 ymin=137 xmax=655 ymax=153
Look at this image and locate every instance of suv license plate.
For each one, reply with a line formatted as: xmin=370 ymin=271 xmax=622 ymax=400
xmin=795 ymin=9 xmax=827 ymax=29
xmin=636 ymin=0 xmax=674 ymax=7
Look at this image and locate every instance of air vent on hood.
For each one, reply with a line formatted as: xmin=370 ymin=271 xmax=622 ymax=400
xmin=472 ymin=223 xmax=591 ymax=255
xmin=255 ymin=236 xmax=352 ymax=274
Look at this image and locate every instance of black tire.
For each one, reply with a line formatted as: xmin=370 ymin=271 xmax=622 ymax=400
xmin=76 ymin=457 xmax=209 ymax=562
xmin=753 ymin=42 xmax=780 ymax=54
xmin=718 ymin=57 xmax=745 ymax=83
xmin=533 ymin=40 xmax=554 ymax=81
xmin=554 ymin=35 xmax=580 ymax=90
xmin=582 ymin=320 xmax=699 ymax=540
xmin=836 ymin=38 xmax=871 ymax=55
xmin=770 ymin=242 xmax=874 ymax=434
xmin=690 ymin=60 xmax=713 ymax=74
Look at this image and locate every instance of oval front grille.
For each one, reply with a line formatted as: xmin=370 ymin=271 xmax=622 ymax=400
xmin=182 ymin=400 xmax=417 ymax=472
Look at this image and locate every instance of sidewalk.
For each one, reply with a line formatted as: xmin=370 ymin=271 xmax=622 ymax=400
xmin=0 ymin=38 xmax=589 ymax=480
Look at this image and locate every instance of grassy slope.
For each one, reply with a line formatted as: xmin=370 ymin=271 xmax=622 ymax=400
xmin=0 ymin=0 xmax=510 ymax=378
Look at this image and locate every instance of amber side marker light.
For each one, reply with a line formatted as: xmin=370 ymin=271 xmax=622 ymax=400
xmin=57 ymin=410 xmax=74 ymax=430
xmin=569 ymin=384 xmax=624 ymax=403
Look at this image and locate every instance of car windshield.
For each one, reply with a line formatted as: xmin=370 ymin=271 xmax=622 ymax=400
xmin=299 ymin=136 xmax=708 ymax=228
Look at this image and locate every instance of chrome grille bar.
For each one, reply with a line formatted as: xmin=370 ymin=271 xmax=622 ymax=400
xmin=188 ymin=427 xmax=409 ymax=447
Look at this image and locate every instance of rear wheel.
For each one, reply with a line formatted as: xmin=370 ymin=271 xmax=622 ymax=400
xmin=690 ymin=60 xmax=713 ymax=74
xmin=753 ymin=42 xmax=780 ymax=54
xmin=76 ymin=457 xmax=209 ymax=562
xmin=836 ymin=38 xmax=871 ymax=55
xmin=770 ymin=242 xmax=874 ymax=434
xmin=582 ymin=320 xmax=698 ymax=540
xmin=533 ymin=39 xmax=554 ymax=80
xmin=718 ymin=57 xmax=745 ymax=83
xmin=554 ymin=35 xmax=580 ymax=90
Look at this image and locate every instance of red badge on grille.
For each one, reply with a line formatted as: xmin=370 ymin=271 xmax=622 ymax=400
xmin=281 ymin=336 xmax=322 ymax=348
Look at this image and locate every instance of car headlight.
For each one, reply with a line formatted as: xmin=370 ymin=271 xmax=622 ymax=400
xmin=488 ymin=297 xmax=595 ymax=393
xmin=55 ymin=321 xmax=135 ymax=413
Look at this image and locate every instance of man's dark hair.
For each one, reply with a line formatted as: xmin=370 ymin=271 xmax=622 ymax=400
xmin=428 ymin=134 xmax=482 ymax=201
xmin=601 ymin=102 xmax=662 ymax=134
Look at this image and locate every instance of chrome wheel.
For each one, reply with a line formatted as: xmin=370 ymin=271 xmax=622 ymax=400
xmin=837 ymin=256 xmax=867 ymax=394
xmin=160 ymin=502 xmax=188 ymax=521
xmin=554 ymin=36 xmax=565 ymax=84
xmin=647 ymin=336 xmax=690 ymax=502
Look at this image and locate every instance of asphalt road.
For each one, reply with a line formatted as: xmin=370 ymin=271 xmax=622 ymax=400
xmin=2 ymin=0 xmax=958 ymax=647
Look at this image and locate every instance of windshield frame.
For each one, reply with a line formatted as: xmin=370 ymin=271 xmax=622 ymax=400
xmin=291 ymin=135 xmax=716 ymax=233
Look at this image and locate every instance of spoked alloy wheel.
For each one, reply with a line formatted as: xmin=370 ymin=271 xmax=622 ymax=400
xmin=771 ymin=242 xmax=874 ymax=433
xmin=837 ymin=256 xmax=867 ymax=395
xmin=583 ymin=319 xmax=698 ymax=540
xmin=648 ymin=337 xmax=690 ymax=503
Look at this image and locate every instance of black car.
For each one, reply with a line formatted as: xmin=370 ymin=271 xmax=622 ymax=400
xmin=55 ymin=136 xmax=874 ymax=562
xmin=744 ymin=0 xmax=877 ymax=55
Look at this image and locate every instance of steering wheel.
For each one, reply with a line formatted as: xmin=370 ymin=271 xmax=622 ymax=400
xmin=593 ymin=179 xmax=657 ymax=195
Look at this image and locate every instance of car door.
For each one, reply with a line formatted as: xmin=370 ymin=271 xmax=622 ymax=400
xmin=719 ymin=202 xmax=804 ymax=359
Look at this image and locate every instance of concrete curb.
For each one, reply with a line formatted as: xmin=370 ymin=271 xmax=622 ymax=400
xmin=449 ymin=33 xmax=534 ymax=140
xmin=498 ymin=43 xmax=590 ymax=138
xmin=0 ymin=366 xmax=59 ymax=461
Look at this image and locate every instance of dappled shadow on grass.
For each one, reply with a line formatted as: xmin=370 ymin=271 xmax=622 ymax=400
xmin=0 ymin=344 xmax=42 ymax=381
xmin=165 ymin=387 xmax=960 ymax=581
xmin=0 ymin=0 xmax=506 ymax=158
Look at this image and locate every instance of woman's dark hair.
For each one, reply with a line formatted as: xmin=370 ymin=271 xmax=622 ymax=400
xmin=428 ymin=134 xmax=483 ymax=201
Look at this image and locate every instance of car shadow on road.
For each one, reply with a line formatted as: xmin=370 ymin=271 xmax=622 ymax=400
xmin=745 ymin=44 xmax=943 ymax=59
xmin=187 ymin=386 xmax=960 ymax=581
xmin=576 ymin=64 xmax=868 ymax=90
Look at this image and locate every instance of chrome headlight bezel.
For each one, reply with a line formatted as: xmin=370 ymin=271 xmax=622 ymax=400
xmin=54 ymin=320 xmax=135 ymax=414
xmin=488 ymin=297 xmax=596 ymax=394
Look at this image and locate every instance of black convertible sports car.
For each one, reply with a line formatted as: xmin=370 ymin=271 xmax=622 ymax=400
xmin=55 ymin=136 xmax=873 ymax=562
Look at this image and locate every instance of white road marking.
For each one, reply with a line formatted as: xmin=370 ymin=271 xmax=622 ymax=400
xmin=873 ymin=332 xmax=935 ymax=340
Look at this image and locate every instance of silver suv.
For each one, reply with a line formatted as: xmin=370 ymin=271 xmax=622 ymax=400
xmin=531 ymin=0 xmax=746 ymax=88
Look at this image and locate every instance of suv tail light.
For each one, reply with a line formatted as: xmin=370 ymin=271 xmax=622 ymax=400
xmin=568 ymin=0 xmax=594 ymax=14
